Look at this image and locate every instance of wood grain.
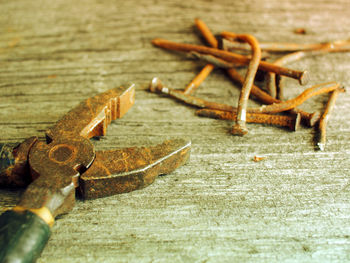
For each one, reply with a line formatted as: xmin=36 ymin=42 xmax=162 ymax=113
xmin=1 ymin=0 xmax=350 ymax=262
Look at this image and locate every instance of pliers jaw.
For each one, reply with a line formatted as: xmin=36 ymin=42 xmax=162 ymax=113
xmin=79 ymin=139 xmax=191 ymax=199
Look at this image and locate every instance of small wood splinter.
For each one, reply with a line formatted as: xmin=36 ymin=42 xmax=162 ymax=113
xmin=253 ymin=156 xmax=266 ymax=162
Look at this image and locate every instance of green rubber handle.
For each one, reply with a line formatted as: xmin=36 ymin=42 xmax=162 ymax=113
xmin=0 ymin=210 xmax=51 ymax=263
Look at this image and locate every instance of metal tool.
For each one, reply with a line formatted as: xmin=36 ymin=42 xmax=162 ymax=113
xmin=0 ymin=84 xmax=191 ymax=263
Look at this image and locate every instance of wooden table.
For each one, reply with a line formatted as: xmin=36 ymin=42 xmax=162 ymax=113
xmin=1 ymin=0 xmax=350 ymax=262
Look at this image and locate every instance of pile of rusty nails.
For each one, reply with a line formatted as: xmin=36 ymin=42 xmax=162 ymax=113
xmin=149 ymin=19 xmax=347 ymax=151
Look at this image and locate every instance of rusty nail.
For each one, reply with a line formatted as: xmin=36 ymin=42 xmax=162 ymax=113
xmin=225 ymin=66 xmax=319 ymax=126
xmin=194 ymin=18 xmax=219 ymax=49
xmin=317 ymin=87 xmax=345 ymax=151
xmin=195 ymin=20 xmax=260 ymax=135
xmin=196 ymin=108 xmax=301 ymax=131
xmin=221 ymin=37 xmax=350 ymax=53
xmin=181 ymin=19 xmax=220 ymax=95
xmin=149 ymin=77 xmax=233 ymax=111
xmin=266 ymin=47 xmax=347 ymax=101
xmin=275 ymin=74 xmax=284 ymax=100
xmin=152 ymin=38 xmax=309 ymax=85
xmin=250 ymin=81 xmax=340 ymax=114
xmin=183 ymin=64 xmax=215 ymax=95
xmin=221 ymin=32 xmax=261 ymax=136
xmin=267 ymin=51 xmax=308 ymax=99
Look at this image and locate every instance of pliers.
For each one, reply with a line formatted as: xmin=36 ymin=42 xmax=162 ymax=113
xmin=0 ymin=84 xmax=191 ymax=263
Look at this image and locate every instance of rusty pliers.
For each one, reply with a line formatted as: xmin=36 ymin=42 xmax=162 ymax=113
xmin=0 ymin=84 xmax=191 ymax=263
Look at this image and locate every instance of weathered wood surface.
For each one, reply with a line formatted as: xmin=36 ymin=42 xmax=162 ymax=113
xmin=1 ymin=0 xmax=350 ymax=262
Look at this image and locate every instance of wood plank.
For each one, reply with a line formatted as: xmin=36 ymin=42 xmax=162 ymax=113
xmin=1 ymin=0 xmax=350 ymax=262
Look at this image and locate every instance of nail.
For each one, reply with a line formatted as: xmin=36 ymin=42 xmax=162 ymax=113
xmin=183 ymin=64 xmax=215 ymax=95
xmin=225 ymin=67 xmax=319 ymax=126
xmin=275 ymin=74 xmax=284 ymax=100
xmin=194 ymin=18 xmax=219 ymax=48
xmin=195 ymin=20 xmax=260 ymax=135
xmin=250 ymin=81 xmax=340 ymax=114
xmin=182 ymin=19 xmax=220 ymax=95
xmin=149 ymin=77 xmax=233 ymax=111
xmin=265 ymin=73 xmax=277 ymax=99
xmin=267 ymin=51 xmax=307 ymax=99
xmin=221 ymin=36 xmax=350 ymax=53
xmin=196 ymin=108 xmax=301 ymax=131
xmin=194 ymin=19 xmax=252 ymax=134
xmin=222 ymin=32 xmax=261 ymax=136
xmin=266 ymin=49 xmax=340 ymax=101
xmin=317 ymin=87 xmax=345 ymax=151
xmin=152 ymin=38 xmax=309 ymax=85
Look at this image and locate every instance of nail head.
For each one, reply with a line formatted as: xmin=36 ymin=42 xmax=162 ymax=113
xmin=299 ymin=70 xmax=309 ymax=85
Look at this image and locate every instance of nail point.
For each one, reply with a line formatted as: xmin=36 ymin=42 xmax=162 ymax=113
xmin=317 ymin=142 xmax=325 ymax=151
xmin=151 ymin=38 xmax=163 ymax=46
